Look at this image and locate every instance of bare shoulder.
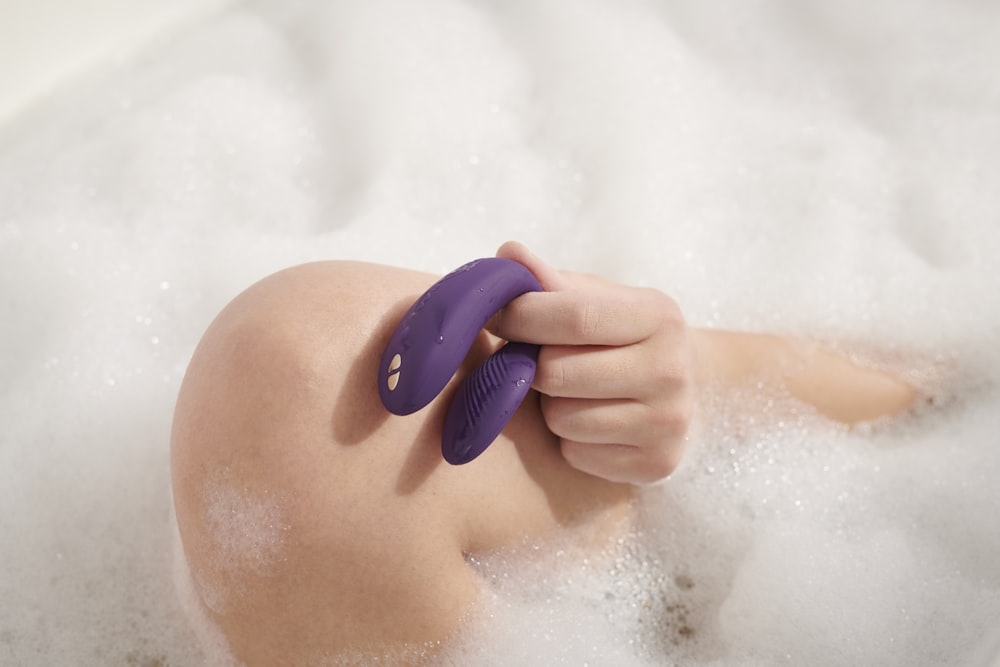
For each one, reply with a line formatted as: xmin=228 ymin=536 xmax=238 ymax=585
xmin=170 ymin=261 xmax=631 ymax=663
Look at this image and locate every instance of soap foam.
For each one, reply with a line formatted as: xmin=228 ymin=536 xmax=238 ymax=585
xmin=1 ymin=0 xmax=999 ymax=665
xmin=194 ymin=468 xmax=292 ymax=615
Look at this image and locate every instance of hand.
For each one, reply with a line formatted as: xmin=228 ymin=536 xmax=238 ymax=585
xmin=491 ymin=242 xmax=693 ymax=484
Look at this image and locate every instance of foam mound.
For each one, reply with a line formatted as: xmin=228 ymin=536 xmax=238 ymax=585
xmin=1 ymin=1 xmax=998 ymax=665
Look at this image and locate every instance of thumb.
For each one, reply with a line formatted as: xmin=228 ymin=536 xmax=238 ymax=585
xmin=495 ymin=241 xmax=572 ymax=292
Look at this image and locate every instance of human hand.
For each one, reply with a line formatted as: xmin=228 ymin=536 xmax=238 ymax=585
xmin=491 ymin=241 xmax=693 ymax=484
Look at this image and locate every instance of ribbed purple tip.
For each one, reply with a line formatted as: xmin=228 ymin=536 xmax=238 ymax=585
xmin=441 ymin=342 xmax=539 ymax=465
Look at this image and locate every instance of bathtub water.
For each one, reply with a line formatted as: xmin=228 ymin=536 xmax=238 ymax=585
xmin=2 ymin=0 xmax=999 ymax=664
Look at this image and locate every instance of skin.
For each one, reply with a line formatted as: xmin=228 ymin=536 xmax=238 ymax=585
xmin=170 ymin=244 xmax=918 ymax=664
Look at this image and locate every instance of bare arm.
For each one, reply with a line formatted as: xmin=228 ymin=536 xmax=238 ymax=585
xmin=691 ymin=329 xmax=918 ymax=424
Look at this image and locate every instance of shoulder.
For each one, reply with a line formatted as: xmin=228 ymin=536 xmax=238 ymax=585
xmin=170 ymin=260 xmax=631 ymax=663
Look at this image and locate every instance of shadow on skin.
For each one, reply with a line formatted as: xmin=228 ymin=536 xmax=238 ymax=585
xmin=394 ymin=388 xmax=454 ymax=496
xmin=329 ymin=304 xmax=405 ymax=446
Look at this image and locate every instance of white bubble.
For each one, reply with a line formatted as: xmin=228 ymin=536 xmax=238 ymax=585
xmin=2 ymin=0 xmax=1000 ymax=664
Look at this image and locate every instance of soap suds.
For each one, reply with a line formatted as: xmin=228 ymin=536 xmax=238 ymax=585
xmin=195 ymin=468 xmax=291 ymax=614
xmin=1 ymin=0 xmax=998 ymax=665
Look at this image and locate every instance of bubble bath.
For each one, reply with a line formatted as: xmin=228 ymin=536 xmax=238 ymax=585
xmin=2 ymin=0 xmax=999 ymax=665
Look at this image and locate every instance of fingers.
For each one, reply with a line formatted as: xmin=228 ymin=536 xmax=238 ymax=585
xmin=497 ymin=241 xmax=612 ymax=290
xmin=560 ymin=440 xmax=683 ymax=485
xmin=494 ymin=241 xmax=683 ymax=348
xmin=495 ymin=241 xmax=572 ymax=291
xmin=533 ymin=343 xmax=688 ymax=400
xmin=495 ymin=285 xmax=683 ymax=348
xmin=539 ymin=395 xmax=687 ymax=446
xmin=493 ymin=240 xmax=693 ymax=485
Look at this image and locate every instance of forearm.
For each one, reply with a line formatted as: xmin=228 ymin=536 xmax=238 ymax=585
xmin=691 ymin=328 xmax=918 ymax=424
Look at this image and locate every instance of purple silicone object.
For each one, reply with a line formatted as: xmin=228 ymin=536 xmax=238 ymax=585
xmin=442 ymin=341 xmax=539 ymax=465
xmin=378 ymin=259 xmax=542 ymax=445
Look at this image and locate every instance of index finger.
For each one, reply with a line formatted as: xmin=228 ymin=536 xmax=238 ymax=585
xmin=495 ymin=286 xmax=681 ymax=347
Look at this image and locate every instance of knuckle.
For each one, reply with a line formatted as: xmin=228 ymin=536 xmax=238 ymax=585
xmin=570 ymin=300 xmax=601 ymax=339
xmin=645 ymin=288 xmax=684 ymax=329
xmin=640 ymin=390 xmax=693 ymax=443
xmin=497 ymin=300 xmax=529 ymax=340
xmin=644 ymin=448 xmax=680 ymax=481
xmin=632 ymin=435 xmax=685 ymax=482
xmin=649 ymin=407 xmax=689 ymax=439
xmin=504 ymin=301 xmax=526 ymax=339
xmin=534 ymin=349 xmax=568 ymax=393
xmin=647 ymin=352 xmax=688 ymax=393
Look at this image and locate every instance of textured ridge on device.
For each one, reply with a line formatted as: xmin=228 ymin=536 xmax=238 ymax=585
xmin=443 ymin=342 xmax=538 ymax=465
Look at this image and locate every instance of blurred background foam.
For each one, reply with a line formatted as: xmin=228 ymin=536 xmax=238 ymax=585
xmin=1 ymin=0 xmax=999 ymax=665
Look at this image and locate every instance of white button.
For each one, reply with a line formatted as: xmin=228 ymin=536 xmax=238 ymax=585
xmin=387 ymin=353 xmax=402 ymax=391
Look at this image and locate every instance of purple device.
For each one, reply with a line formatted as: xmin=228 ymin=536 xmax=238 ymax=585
xmin=378 ymin=258 xmax=542 ymax=464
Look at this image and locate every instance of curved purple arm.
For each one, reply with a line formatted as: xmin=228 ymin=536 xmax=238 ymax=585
xmin=378 ymin=257 xmax=542 ymax=463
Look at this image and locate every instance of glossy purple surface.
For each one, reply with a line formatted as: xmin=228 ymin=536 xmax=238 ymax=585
xmin=378 ymin=257 xmax=542 ymax=463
